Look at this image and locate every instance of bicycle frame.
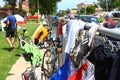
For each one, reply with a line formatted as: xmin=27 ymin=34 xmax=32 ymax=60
xmin=15 ymin=28 xmax=33 ymax=49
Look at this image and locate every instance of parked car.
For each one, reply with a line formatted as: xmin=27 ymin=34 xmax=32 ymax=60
xmin=93 ymin=14 xmax=101 ymax=18
xmin=64 ymin=14 xmax=79 ymax=20
xmin=79 ymin=15 xmax=102 ymax=38
xmin=79 ymin=15 xmax=101 ymax=24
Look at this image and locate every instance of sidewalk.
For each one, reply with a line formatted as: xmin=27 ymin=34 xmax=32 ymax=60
xmin=6 ymin=57 xmax=31 ymax=80
xmin=6 ymin=49 xmax=46 ymax=80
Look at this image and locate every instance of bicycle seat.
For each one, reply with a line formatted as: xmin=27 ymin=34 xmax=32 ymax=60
xmin=23 ymin=28 xmax=27 ymax=32
xmin=57 ymin=45 xmax=62 ymax=47
xmin=43 ymin=24 xmax=48 ymax=26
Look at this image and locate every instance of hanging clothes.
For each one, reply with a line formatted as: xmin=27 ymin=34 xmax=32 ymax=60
xmin=65 ymin=20 xmax=86 ymax=54
xmin=87 ymin=42 xmax=115 ymax=80
xmin=68 ymin=61 xmax=88 ymax=80
xmin=109 ymin=50 xmax=120 ymax=80
xmin=48 ymin=53 xmax=71 ymax=80
xmin=58 ymin=19 xmax=63 ymax=35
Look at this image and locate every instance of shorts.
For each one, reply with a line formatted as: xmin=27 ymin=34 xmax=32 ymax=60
xmin=6 ymin=28 xmax=16 ymax=37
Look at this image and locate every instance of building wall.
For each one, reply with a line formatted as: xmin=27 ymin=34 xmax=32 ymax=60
xmin=22 ymin=0 xmax=29 ymax=12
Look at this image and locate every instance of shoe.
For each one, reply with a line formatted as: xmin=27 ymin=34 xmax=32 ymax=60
xmin=8 ymin=47 xmax=14 ymax=51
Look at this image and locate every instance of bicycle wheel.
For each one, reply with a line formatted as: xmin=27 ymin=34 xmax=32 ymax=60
xmin=28 ymin=71 xmax=36 ymax=80
xmin=23 ymin=36 xmax=33 ymax=44
xmin=42 ymin=50 xmax=59 ymax=78
xmin=14 ymin=36 xmax=20 ymax=49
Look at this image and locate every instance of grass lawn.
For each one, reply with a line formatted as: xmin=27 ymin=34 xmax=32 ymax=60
xmin=0 ymin=21 xmax=39 ymax=80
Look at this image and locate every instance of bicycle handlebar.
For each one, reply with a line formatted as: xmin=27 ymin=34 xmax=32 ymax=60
xmin=15 ymin=52 xmax=33 ymax=58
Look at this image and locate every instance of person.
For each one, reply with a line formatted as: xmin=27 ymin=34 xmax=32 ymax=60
xmin=5 ymin=9 xmax=17 ymax=51
xmin=104 ymin=14 xmax=117 ymax=28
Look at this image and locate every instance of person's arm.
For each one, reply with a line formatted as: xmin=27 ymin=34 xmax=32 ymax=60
xmin=5 ymin=16 xmax=11 ymax=27
xmin=16 ymin=22 xmax=18 ymax=29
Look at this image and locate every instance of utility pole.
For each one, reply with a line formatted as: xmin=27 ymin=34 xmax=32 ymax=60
xmin=19 ymin=0 xmax=22 ymax=13
xmin=37 ymin=0 xmax=40 ymax=23
xmin=84 ymin=0 xmax=87 ymax=14
xmin=106 ymin=0 xmax=108 ymax=12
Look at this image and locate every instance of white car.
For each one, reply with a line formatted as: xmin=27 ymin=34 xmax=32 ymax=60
xmin=0 ymin=17 xmax=7 ymax=31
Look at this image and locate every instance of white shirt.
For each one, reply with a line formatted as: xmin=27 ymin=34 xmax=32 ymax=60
xmin=65 ymin=20 xmax=86 ymax=53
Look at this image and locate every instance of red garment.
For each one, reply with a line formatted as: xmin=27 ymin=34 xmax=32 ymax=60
xmin=58 ymin=20 xmax=63 ymax=35
xmin=68 ymin=62 xmax=88 ymax=80
xmin=106 ymin=19 xmax=117 ymax=25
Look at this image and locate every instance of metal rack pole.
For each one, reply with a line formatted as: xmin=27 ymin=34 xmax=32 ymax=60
xmin=85 ymin=24 xmax=120 ymax=39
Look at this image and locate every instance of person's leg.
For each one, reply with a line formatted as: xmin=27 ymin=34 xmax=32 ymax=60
xmin=11 ymin=37 xmax=15 ymax=47
xmin=6 ymin=29 xmax=13 ymax=47
xmin=6 ymin=37 xmax=13 ymax=47
xmin=6 ymin=29 xmax=14 ymax=51
xmin=11 ymin=28 xmax=16 ymax=47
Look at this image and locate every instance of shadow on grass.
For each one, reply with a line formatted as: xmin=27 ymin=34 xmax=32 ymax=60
xmin=2 ymin=48 xmax=9 ymax=51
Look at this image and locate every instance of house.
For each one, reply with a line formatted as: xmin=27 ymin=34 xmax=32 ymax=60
xmin=77 ymin=2 xmax=95 ymax=12
xmin=0 ymin=0 xmax=29 ymax=18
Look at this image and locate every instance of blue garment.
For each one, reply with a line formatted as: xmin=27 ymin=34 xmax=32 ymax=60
xmin=6 ymin=14 xmax=17 ymax=29
xmin=48 ymin=53 xmax=71 ymax=80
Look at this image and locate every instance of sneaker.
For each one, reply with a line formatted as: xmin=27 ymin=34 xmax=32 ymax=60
xmin=8 ymin=47 xmax=14 ymax=51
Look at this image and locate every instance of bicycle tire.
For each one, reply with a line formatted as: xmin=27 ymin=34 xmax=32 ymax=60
xmin=14 ymin=35 xmax=20 ymax=49
xmin=28 ymin=72 xmax=36 ymax=80
xmin=42 ymin=50 xmax=59 ymax=78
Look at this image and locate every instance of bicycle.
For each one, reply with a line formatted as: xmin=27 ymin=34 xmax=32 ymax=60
xmin=14 ymin=28 xmax=32 ymax=49
xmin=42 ymin=38 xmax=62 ymax=78
xmin=15 ymin=38 xmax=43 ymax=80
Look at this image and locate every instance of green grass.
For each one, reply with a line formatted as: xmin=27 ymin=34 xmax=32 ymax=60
xmin=99 ymin=16 xmax=105 ymax=22
xmin=0 ymin=21 xmax=39 ymax=80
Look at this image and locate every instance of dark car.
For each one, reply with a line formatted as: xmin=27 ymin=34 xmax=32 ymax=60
xmin=79 ymin=15 xmax=100 ymax=24
xmin=115 ymin=19 xmax=120 ymax=28
xmin=79 ymin=15 xmax=101 ymax=38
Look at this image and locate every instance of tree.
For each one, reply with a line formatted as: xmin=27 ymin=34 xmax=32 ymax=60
xmin=80 ymin=7 xmax=86 ymax=14
xmin=80 ymin=5 xmax=95 ymax=15
xmin=57 ymin=10 xmax=67 ymax=16
xmin=3 ymin=0 xmax=17 ymax=13
xmin=29 ymin=0 xmax=61 ymax=15
xmin=98 ymin=0 xmax=120 ymax=11
xmin=28 ymin=0 xmax=37 ymax=15
xmin=40 ymin=0 xmax=61 ymax=14
xmin=86 ymin=5 xmax=96 ymax=14
xmin=3 ymin=0 xmax=17 ymax=8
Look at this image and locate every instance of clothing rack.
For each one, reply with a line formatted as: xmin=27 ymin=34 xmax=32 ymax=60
xmin=85 ymin=23 xmax=120 ymax=40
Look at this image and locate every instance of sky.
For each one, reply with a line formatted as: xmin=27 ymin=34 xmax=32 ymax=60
xmin=0 ymin=0 xmax=5 ymax=7
xmin=57 ymin=0 xmax=97 ymax=11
